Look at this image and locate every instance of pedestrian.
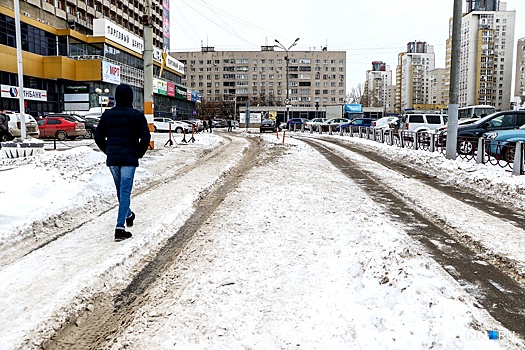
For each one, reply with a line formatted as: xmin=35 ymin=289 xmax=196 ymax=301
xmin=208 ymin=117 xmax=213 ymax=133
xmin=0 ymin=110 xmax=10 ymax=142
xmin=203 ymin=118 xmax=208 ymax=132
xmin=94 ymin=84 xmax=151 ymax=242
xmin=227 ymin=119 xmax=232 ymax=132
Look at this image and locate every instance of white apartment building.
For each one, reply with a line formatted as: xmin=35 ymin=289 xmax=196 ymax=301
xmin=451 ymin=1 xmax=516 ymax=110
xmin=364 ymin=61 xmax=393 ymax=113
xmin=515 ymin=37 xmax=525 ymax=101
xmin=396 ymin=42 xmax=436 ymax=113
xmin=171 ymin=46 xmax=346 ymax=110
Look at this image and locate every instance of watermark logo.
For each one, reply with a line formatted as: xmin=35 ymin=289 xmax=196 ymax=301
xmin=466 ymin=329 xmax=518 ymax=341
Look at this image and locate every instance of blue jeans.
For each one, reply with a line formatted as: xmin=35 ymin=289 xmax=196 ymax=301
xmin=109 ymin=166 xmax=136 ymax=230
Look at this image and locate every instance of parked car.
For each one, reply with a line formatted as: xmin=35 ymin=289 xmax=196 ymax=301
xmin=260 ymin=119 xmax=277 ymax=133
xmin=286 ymin=118 xmax=308 ymax=129
xmin=483 ymin=124 xmax=525 ymax=162
xmin=153 ymin=118 xmax=192 ymax=133
xmin=180 ymin=119 xmax=203 ymax=132
xmin=38 ymin=115 xmax=86 ymax=140
xmin=438 ymin=110 xmax=525 ymax=154
xmin=372 ymin=116 xmax=399 ymax=130
xmin=336 ymin=118 xmax=375 ymax=132
xmin=400 ymin=113 xmax=448 ymax=133
xmin=321 ymin=118 xmax=349 ymax=131
xmin=304 ymin=118 xmax=327 ymax=130
xmin=66 ymin=114 xmax=97 ymax=139
xmin=3 ymin=111 xmax=40 ymax=140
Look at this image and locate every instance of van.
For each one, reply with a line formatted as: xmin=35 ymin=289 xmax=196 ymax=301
xmin=401 ymin=114 xmax=447 ymax=133
xmin=4 ymin=112 xmax=40 ymax=139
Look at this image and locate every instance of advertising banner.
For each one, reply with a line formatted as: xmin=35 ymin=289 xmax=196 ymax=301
xmin=102 ymin=61 xmax=121 ymax=85
xmin=1 ymin=85 xmax=47 ymax=101
xmin=345 ymin=104 xmax=362 ymax=113
xmin=167 ymin=82 xmax=175 ymax=97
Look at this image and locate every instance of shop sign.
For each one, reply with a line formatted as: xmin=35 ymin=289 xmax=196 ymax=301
xmin=1 ymin=84 xmax=47 ymax=101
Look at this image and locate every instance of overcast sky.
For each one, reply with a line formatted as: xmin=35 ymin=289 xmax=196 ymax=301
xmin=169 ymin=0 xmax=525 ymax=91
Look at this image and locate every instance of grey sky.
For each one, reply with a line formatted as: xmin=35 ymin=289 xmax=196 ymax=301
xmin=170 ymin=0 xmax=525 ymax=91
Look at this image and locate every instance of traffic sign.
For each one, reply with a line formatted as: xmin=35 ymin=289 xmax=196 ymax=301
xmin=285 ymin=98 xmax=291 ymax=105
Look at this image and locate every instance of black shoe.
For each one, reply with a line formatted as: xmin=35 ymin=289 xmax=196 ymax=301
xmin=115 ymin=229 xmax=132 ymax=242
xmin=125 ymin=212 xmax=135 ymax=227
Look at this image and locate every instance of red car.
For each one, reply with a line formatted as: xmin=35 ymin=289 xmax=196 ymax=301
xmin=37 ymin=115 xmax=87 ymax=140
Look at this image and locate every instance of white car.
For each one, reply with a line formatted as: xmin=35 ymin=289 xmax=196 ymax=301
xmin=372 ymin=116 xmax=399 ymax=130
xmin=304 ymin=118 xmax=327 ymax=130
xmin=3 ymin=112 xmax=40 ymax=140
xmin=153 ymin=118 xmax=192 ymax=133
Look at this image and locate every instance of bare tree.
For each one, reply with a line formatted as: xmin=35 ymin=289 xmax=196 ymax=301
xmin=346 ymin=83 xmax=366 ymax=105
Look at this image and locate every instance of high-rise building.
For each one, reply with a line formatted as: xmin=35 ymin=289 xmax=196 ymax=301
xmin=446 ymin=1 xmax=516 ymax=110
xmin=171 ymin=46 xmax=346 ymax=113
xmin=515 ymin=37 xmax=525 ymax=101
xmin=429 ymin=68 xmax=448 ymax=108
xmin=396 ymin=41 xmax=436 ymax=113
xmin=364 ymin=61 xmax=393 ymax=113
xmin=466 ymin=0 xmax=500 ymax=12
xmin=0 ymin=1 xmax=193 ymax=118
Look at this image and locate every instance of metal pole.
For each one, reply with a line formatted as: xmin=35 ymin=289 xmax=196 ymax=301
xmin=143 ymin=2 xmax=154 ymax=149
xmin=446 ymin=0 xmax=462 ymax=159
xmin=14 ymin=0 xmax=27 ymax=139
xmin=275 ymin=38 xmax=299 ymax=125
xmin=286 ymin=55 xmax=289 ymax=123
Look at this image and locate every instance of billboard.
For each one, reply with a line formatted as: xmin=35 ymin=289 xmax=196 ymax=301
xmin=345 ymin=104 xmax=362 ymax=113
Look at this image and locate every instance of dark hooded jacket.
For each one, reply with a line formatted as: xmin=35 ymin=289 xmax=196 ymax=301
xmin=94 ymin=84 xmax=151 ymax=166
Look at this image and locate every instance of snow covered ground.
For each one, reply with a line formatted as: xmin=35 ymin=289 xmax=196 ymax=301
xmin=0 ymin=130 xmax=524 ymax=349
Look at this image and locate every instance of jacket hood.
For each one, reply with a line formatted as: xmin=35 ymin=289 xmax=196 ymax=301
xmin=115 ymin=84 xmax=134 ymax=107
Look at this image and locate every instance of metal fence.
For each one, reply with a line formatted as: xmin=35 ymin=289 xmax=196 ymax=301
xmin=296 ymin=125 xmax=525 ymax=176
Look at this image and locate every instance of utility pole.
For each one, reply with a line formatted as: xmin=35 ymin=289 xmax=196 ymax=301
xmin=142 ymin=1 xmax=154 ymax=149
xmin=275 ymin=38 xmax=300 ymax=124
xmin=14 ymin=0 xmax=26 ymax=139
xmin=446 ymin=0 xmax=463 ymax=159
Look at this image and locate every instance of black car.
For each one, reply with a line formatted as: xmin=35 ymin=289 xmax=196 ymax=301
xmin=60 ymin=114 xmax=97 ymax=139
xmin=438 ymin=110 xmax=525 ymax=154
xmin=260 ymin=119 xmax=277 ymax=133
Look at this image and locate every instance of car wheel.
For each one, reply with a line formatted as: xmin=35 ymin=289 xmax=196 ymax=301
xmin=458 ymin=138 xmax=475 ymax=155
xmin=503 ymin=145 xmax=516 ymax=163
xmin=0 ymin=133 xmax=10 ymax=142
xmin=175 ymin=127 xmax=183 ymax=134
xmin=55 ymin=130 xmax=67 ymax=141
xmin=84 ymin=128 xmax=94 ymax=139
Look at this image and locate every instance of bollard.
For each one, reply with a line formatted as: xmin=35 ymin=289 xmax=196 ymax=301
xmin=310 ymin=124 xmax=313 ymax=134
xmin=512 ymin=141 xmax=523 ymax=175
xmin=399 ymin=131 xmax=404 ymax=148
xmin=429 ymin=133 xmax=435 ymax=152
xmin=282 ymin=130 xmax=286 ymax=144
xmin=319 ymin=124 xmax=322 ymax=134
xmin=276 ymin=127 xmax=279 ymax=139
xmin=329 ymin=124 xmax=333 ymax=135
xmin=414 ymin=132 xmax=419 ymax=150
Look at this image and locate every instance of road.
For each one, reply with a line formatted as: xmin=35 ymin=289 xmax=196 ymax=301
xmin=1 ymin=131 xmax=525 ymax=349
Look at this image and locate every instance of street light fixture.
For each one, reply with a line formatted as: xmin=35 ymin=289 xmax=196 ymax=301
xmin=275 ymin=38 xmax=300 ymax=124
xmin=95 ymin=87 xmax=110 ymax=114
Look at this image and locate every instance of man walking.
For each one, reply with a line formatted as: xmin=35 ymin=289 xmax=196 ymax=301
xmin=95 ymin=84 xmax=151 ymax=242
xmin=227 ymin=119 xmax=232 ymax=132
xmin=208 ymin=117 xmax=213 ymax=133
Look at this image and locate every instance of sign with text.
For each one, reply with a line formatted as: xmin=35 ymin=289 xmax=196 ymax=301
xmin=1 ymin=85 xmax=47 ymax=101
xmin=102 ymin=61 xmax=121 ymax=85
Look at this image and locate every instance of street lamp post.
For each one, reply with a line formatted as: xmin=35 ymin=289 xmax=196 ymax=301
xmin=95 ymin=87 xmax=109 ymax=114
xmin=275 ymin=38 xmax=300 ymax=124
